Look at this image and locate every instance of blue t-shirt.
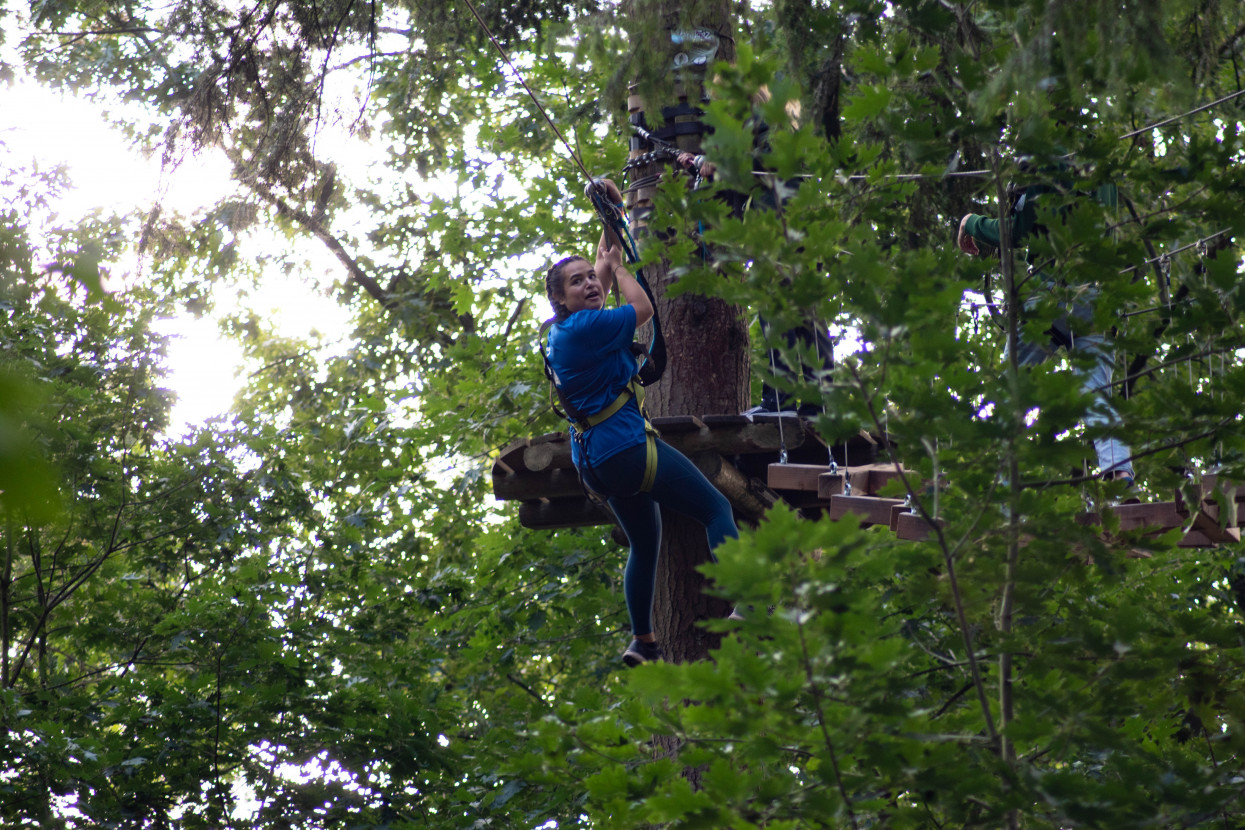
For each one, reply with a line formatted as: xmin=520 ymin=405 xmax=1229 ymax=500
xmin=546 ymin=306 xmax=646 ymax=467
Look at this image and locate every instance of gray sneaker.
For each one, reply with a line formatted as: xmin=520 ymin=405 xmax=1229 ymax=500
xmin=622 ymin=638 xmax=663 ymax=667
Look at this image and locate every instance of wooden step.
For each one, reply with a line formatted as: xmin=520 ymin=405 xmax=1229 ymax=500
xmin=1107 ymin=501 xmax=1183 ymax=532
xmin=829 ymin=495 xmax=906 ymax=526
xmin=895 ymin=511 xmax=940 ymax=541
xmin=768 ymin=463 xmax=834 ymax=492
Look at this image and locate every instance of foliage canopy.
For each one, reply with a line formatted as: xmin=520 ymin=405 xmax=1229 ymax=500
xmin=3 ymin=0 xmax=1245 ymax=827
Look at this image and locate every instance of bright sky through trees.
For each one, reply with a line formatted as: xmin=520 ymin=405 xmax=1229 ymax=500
xmin=2 ymin=71 xmax=355 ymax=433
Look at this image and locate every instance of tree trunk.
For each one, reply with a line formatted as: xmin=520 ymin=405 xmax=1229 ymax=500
xmin=625 ymin=0 xmax=747 ymax=667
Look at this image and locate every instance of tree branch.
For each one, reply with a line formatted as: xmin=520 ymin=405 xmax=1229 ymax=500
xmin=796 ymin=619 xmax=858 ymax=830
xmin=249 ymin=180 xmax=394 ymax=307
xmin=843 ymin=359 xmax=999 ymax=747
xmin=1019 ymin=415 xmax=1240 ymax=490
xmin=1217 ymin=21 xmax=1245 ymax=57
xmin=505 ymin=672 xmax=546 ymax=704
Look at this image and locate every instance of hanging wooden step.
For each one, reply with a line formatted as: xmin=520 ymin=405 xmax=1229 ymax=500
xmin=767 ymin=463 xmax=834 ymax=492
xmin=829 ymin=495 xmax=906 ymax=527
xmin=767 ymin=462 xmax=910 ymax=496
xmin=818 ymin=464 xmax=908 ymax=498
xmin=894 ymin=511 xmax=941 ymax=541
xmin=1079 ymin=495 xmax=1240 ymax=548
xmin=817 ymin=467 xmax=873 ymax=498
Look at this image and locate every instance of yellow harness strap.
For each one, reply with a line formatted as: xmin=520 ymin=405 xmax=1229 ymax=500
xmin=577 ymin=377 xmax=659 ymax=494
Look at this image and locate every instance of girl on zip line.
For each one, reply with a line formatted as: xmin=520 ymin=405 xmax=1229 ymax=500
xmin=542 ymin=179 xmax=740 ymax=667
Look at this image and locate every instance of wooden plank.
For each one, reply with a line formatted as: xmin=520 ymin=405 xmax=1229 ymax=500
xmin=518 ymin=498 xmax=613 ymax=529
xmin=769 ymin=463 xmax=833 ymax=492
xmin=1109 ymin=501 xmax=1184 ymax=533
xmin=860 ymin=463 xmax=908 ymax=494
xmin=817 ymin=465 xmax=900 ymax=498
xmin=649 ymin=415 xmax=706 ymax=433
xmin=818 ymin=472 xmax=845 ymax=498
xmin=493 ymin=467 xmax=584 ymax=501
xmin=817 ymin=468 xmax=865 ymax=498
xmin=890 ymin=504 xmax=910 ymax=531
xmin=895 ymin=511 xmax=937 ymax=542
xmin=735 ymin=412 xmax=801 ymax=426
xmin=1086 ymin=505 xmax=1237 ymax=546
xmin=701 ymin=414 xmax=753 ymax=426
xmin=829 ymin=495 xmax=905 ymax=526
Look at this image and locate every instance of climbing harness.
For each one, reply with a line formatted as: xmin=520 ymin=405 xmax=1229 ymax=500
xmin=538 ymin=320 xmax=660 ymax=497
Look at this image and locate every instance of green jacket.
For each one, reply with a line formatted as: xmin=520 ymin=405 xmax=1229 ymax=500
xmin=962 ymin=180 xmax=1118 ymax=252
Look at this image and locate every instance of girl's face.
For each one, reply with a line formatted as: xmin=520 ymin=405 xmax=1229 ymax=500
xmin=558 ymin=259 xmax=604 ymax=313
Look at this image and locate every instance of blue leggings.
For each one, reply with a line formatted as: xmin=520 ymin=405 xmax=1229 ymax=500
xmin=582 ymin=438 xmax=738 ymax=637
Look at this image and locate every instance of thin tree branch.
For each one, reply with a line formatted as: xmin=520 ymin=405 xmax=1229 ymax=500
xmin=38 ymin=27 xmax=161 ymax=36
xmin=1019 ymin=415 xmax=1239 ymax=490
xmin=501 ymin=298 xmax=528 ymax=342
xmin=796 ymin=620 xmax=858 ymax=830
xmin=249 ymin=179 xmax=393 ymax=307
xmin=505 ymin=672 xmax=546 ymax=704
xmin=1217 ymin=22 xmax=1245 ymax=57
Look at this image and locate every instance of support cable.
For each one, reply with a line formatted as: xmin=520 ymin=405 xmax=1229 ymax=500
xmin=1119 ymin=89 xmax=1245 ymax=139
xmin=459 ymin=0 xmax=595 ymax=188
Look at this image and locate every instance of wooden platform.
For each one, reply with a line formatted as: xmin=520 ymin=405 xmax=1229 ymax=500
xmin=491 ymin=415 xmax=1241 ymax=549
xmin=492 ymin=413 xmax=875 ymax=529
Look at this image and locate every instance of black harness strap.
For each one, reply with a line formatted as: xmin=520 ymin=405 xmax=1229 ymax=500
xmin=585 ymin=184 xmax=668 ymax=386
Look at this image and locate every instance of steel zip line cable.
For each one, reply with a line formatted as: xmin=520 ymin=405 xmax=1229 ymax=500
xmin=459 ymin=0 xmax=596 ymax=189
xmin=1120 ymin=89 xmax=1245 ymax=139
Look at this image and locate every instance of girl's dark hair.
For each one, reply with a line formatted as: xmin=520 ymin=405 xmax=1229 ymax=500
xmin=545 ymin=255 xmax=586 ymax=321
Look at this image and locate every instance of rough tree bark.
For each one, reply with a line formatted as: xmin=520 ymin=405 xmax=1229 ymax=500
xmin=624 ymin=0 xmax=748 ymax=668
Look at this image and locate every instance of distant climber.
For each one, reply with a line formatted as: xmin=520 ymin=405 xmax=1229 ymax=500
xmin=957 ymin=158 xmax=1134 ymax=489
